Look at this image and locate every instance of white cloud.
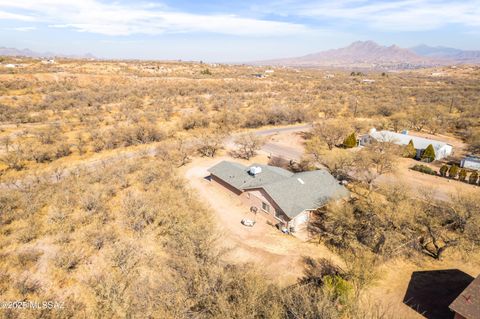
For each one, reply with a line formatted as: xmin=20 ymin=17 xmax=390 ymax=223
xmin=255 ymin=0 xmax=480 ymax=31
xmin=0 ymin=9 xmax=35 ymax=21
xmin=0 ymin=0 xmax=309 ymax=36
xmin=8 ymin=26 xmax=36 ymax=31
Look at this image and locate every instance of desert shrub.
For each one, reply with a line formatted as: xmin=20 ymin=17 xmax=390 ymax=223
xmin=439 ymin=164 xmax=449 ymax=176
xmin=55 ymin=143 xmax=72 ymax=158
xmin=403 ymin=140 xmax=417 ymax=158
xmin=54 ymin=249 xmax=84 ymax=271
xmin=16 ymin=249 xmax=43 ymax=268
xmin=343 ymin=132 xmax=357 ymax=148
xmin=195 ymin=131 xmax=224 ymax=157
xmin=15 ymin=272 xmax=42 ymax=295
xmin=120 ymin=191 xmax=156 ymax=232
xmin=323 ymin=275 xmax=354 ymax=305
xmin=459 ymin=168 xmax=467 ymax=182
xmin=469 ymin=171 xmax=479 ymax=184
xmin=182 ymin=112 xmax=210 ymax=130
xmin=449 ymin=164 xmax=459 ymax=178
xmin=411 ymin=164 xmax=436 ymax=175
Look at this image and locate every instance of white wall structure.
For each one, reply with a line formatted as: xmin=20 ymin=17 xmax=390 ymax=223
xmin=461 ymin=156 xmax=480 ymax=171
xmin=360 ymin=128 xmax=453 ymax=161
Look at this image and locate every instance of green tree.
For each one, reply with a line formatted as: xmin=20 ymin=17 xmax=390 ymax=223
xmin=343 ymin=132 xmax=357 ymax=148
xmin=458 ymin=169 xmax=467 ymax=182
xmin=403 ymin=140 xmax=417 ymax=158
xmin=469 ymin=171 xmax=479 ymax=184
xmin=421 ymin=144 xmax=436 ymax=162
xmin=439 ymin=165 xmax=449 ymax=177
xmin=322 ymin=275 xmax=353 ymax=306
xmin=448 ymin=164 xmax=459 ymax=179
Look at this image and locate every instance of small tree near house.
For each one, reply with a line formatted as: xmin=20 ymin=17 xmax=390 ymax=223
xmin=421 ymin=144 xmax=436 ymax=162
xmin=439 ymin=165 xmax=449 ymax=177
xmin=403 ymin=139 xmax=417 ymax=158
xmin=458 ymin=169 xmax=467 ymax=182
xmin=448 ymin=164 xmax=459 ymax=179
xmin=343 ymin=132 xmax=357 ymax=148
xmin=232 ymin=133 xmax=265 ymax=160
xmin=469 ymin=171 xmax=478 ymax=185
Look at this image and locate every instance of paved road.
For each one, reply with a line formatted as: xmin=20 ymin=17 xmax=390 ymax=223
xmin=261 ymin=143 xmax=303 ymax=161
xmin=253 ymin=124 xmax=311 ymax=137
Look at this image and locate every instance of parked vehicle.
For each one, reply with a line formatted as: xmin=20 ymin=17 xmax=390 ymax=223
xmin=275 ymin=222 xmax=289 ymax=234
xmin=241 ymin=219 xmax=256 ymax=227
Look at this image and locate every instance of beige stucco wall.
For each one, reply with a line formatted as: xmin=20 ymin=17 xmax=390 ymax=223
xmin=290 ymin=210 xmax=311 ymax=229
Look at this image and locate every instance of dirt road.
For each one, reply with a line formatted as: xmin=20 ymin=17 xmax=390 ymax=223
xmin=0 ymin=124 xmax=310 ymax=189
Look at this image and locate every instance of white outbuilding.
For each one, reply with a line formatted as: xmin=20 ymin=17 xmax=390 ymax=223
xmin=360 ymin=128 xmax=453 ymax=161
xmin=461 ymin=156 xmax=480 ymax=171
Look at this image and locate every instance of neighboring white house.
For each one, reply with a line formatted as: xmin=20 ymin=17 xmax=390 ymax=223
xmin=360 ymin=128 xmax=453 ymax=161
xmin=461 ymin=156 xmax=480 ymax=171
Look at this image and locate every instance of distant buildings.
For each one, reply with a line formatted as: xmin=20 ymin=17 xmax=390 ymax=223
xmin=41 ymin=59 xmax=55 ymax=64
xmin=360 ymin=128 xmax=453 ymax=161
xmin=461 ymin=155 xmax=480 ymax=171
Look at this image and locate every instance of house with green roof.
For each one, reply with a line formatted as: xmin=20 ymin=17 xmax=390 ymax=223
xmin=208 ymin=161 xmax=349 ymax=230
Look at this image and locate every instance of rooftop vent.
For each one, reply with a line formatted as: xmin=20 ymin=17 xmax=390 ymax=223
xmin=249 ymin=166 xmax=262 ymax=176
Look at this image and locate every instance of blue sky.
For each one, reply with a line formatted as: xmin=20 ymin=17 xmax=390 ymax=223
xmin=0 ymin=0 xmax=479 ymax=62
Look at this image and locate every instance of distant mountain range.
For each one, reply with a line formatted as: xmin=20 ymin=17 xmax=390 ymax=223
xmin=0 ymin=46 xmax=95 ymax=59
xmin=254 ymin=41 xmax=480 ymax=69
xmin=410 ymin=44 xmax=480 ymax=63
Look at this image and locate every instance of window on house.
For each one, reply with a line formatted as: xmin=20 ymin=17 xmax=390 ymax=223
xmin=262 ymin=202 xmax=270 ymax=212
xmin=275 ymin=210 xmax=282 ymax=219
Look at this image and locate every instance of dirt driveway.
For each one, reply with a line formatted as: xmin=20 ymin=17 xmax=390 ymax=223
xmin=181 ymin=155 xmax=343 ymax=285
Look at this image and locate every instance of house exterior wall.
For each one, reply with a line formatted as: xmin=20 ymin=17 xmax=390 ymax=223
xmin=453 ymin=312 xmax=466 ymax=319
xmin=211 ymin=175 xmax=242 ymax=195
xmin=436 ymin=145 xmax=453 ymax=160
xmin=241 ymin=188 xmax=290 ymax=226
xmin=461 ymin=158 xmax=480 ymax=171
xmin=290 ymin=210 xmax=311 ymax=230
xmin=210 ymin=174 xmax=291 ymax=226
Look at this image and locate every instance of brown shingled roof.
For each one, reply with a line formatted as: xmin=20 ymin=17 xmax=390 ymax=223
xmin=449 ymin=275 xmax=480 ymax=319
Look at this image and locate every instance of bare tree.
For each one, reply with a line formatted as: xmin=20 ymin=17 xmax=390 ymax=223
xmin=352 ymin=142 xmax=400 ymax=192
xmin=195 ymin=131 xmax=225 ymax=157
xmin=311 ymin=120 xmax=351 ymax=150
xmin=156 ymin=137 xmax=194 ymax=167
xmin=232 ymin=133 xmax=265 ymax=160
